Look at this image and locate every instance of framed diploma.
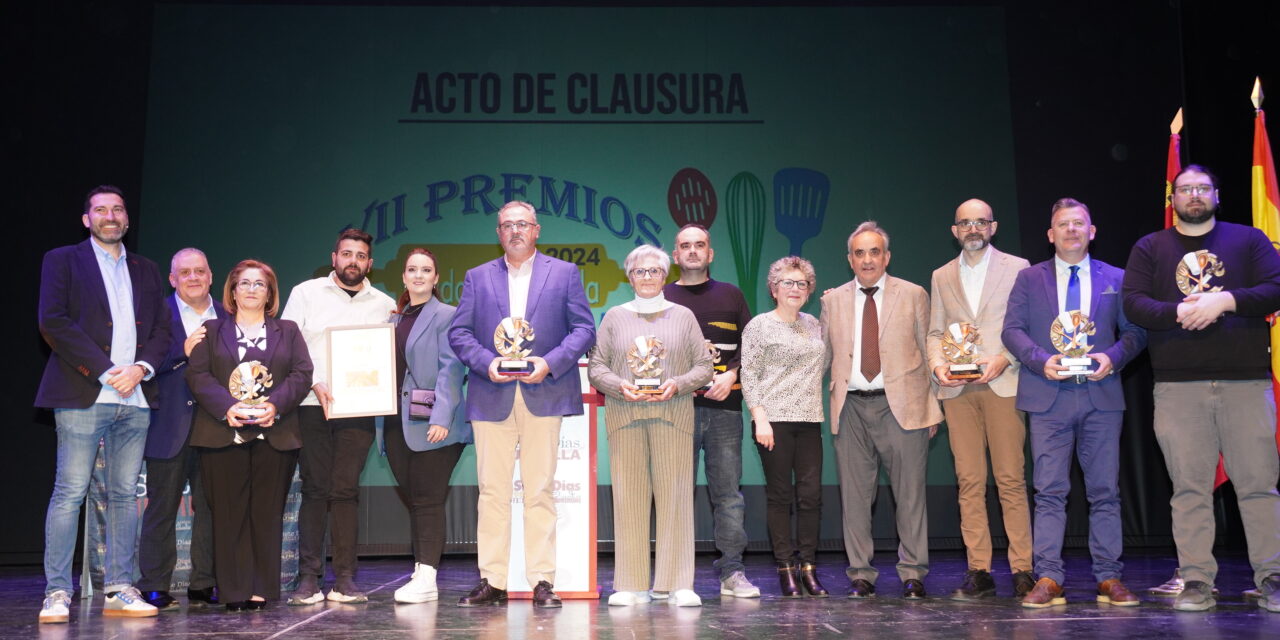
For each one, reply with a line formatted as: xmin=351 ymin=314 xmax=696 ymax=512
xmin=324 ymin=323 xmax=397 ymax=418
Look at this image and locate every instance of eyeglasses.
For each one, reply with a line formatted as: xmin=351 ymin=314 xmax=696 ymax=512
xmin=954 ymin=219 xmax=993 ymax=230
xmin=236 ymin=280 xmax=268 ymax=291
xmin=629 ymin=267 xmax=666 ymax=279
xmin=776 ymin=279 xmax=811 ymax=290
xmin=1174 ymin=184 xmax=1215 ymax=196
xmin=498 ymin=221 xmax=537 ymax=232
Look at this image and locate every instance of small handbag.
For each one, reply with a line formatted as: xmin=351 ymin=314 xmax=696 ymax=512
xmin=409 ymin=388 xmax=436 ymax=421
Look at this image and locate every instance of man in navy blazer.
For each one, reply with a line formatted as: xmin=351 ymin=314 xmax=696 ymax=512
xmin=1002 ymin=199 xmax=1146 ymax=609
xmin=36 ymin=186 xmax=172 ymax=623
xmin=448 ymin=200 xmax=596 ymax=608
xmin=136 ymin=248 xmax=225 ymax=610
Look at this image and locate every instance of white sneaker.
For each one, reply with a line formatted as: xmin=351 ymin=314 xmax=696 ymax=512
xmin=607 ymin=590 xmax=652 ymax=606
xmin=287 ymin=574 xmax=325 ymax=606
xmin=671 ymin=589 xmax=702 ymax=607
xmin=720 ymin=571 xmax=762 ymax=598
xmin=104 ymin=586 xmax=159 ymax=617
xmin=39 ymin=590 xmax=71 ymax=624
xmin=394 ymin=563 xmax=439 ymax=603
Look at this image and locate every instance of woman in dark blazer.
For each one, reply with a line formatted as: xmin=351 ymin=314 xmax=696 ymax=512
xmin=385 ymin=248 xmax=471 ymax=603
xmin=186 ymin=259 xmax=313 ymax=611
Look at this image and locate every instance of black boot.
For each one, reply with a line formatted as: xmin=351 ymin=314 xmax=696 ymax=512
xmin=799 ymin=562 xmax=829 ymax=597
xmin=777 ymin=561 xmax=802 ymax=598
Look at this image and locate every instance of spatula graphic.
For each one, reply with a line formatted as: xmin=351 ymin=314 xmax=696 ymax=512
xmin=667 ymin=167 xmax=718 ymax=229
xmin=724 ymin=171 xmax=766 ymax=311
xmin=773 ymin=168 xmax=829 ymax=257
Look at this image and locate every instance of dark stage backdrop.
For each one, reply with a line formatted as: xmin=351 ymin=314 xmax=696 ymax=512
xmin=6 ymin=0 xmax=1275 ymax=562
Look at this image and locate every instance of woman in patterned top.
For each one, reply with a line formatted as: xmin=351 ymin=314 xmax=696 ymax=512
xmin=740 ymin=256 xmax=828 ymax=597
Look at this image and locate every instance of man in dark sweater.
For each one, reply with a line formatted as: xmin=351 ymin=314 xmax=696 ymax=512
xmin=663 ymin=224 xmax=759 ymax=598
xmin=1122 ymin=164 xmax=1280 ymax=613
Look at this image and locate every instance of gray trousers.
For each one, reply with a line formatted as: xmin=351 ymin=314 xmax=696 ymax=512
xmin=832 ymin=392 xmax=930 ymax=583
xmin=1153 ymin=379 xmax=1280 ymax=588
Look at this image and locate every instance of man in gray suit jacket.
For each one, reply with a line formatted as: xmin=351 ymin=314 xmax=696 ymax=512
xmin=927 ymin=199 xmax=1033 ymax=600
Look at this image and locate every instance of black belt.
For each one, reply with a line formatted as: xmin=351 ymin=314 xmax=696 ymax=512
xmin=847 ymin=389 xmax=886 ymax=397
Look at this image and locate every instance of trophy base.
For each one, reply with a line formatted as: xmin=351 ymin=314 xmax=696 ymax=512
xmin=948 ymin=364 xmax=982 ymax=381
xmin=499 ymin=360 xmax=533 ymax=376
xmin=1061 ymin=356 xmax=1095 ymax=377
xmin=635 ymin=378 xmax=663 ymax=395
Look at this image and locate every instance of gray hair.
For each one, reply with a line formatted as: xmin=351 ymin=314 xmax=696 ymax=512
xmin=766 ymin=256 xmax=816 ymax=296
xmin=170 ymin=247 xmax=208 ymax=274
xmin=1051 ymin=197 xmax=1090 ymax=217
xmin=623 ymin=244 xmax=670 ymax=275
xmin=497 ymin=200 xmax=537 ymax=221
xmin=847 ymin=220 xmax=890 ymax=252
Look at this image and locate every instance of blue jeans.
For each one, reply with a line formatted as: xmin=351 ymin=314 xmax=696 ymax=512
xmin=46 ymin=404 xmax=149 ymax=594
xmin=692 ymin=406 xmax=748 ymax=579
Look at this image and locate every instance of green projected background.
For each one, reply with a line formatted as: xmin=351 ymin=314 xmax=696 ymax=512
xmin=139 ymin=4 xmax=1020 ymax=488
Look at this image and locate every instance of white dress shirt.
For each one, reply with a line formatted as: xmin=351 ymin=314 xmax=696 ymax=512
xmin=506 ymin=252 xmax=535 ymax=320
xmin=176 ymin=293 xmax=218 ymax=337
xmin=958 ymin=245 xmax=992 ymax=318
xmin=1054 ymin=254 xmax=1092 ymax=316
xmin=848 ymin=273 xmax=887 ymax=391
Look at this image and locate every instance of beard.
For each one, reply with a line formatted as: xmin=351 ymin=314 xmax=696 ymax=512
xmin=336 ymin=264 xmax=366 ymax=287
xmin=962 ymin=235 xmax=988 ymax=252
xmin=1175 ymin=200 xmax=1216 ymax=225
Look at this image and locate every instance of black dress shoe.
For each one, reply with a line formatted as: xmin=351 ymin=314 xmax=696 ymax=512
xmin=142 ymin=590 xmax=178 ymax=610
xmin=1012 ymin=570 xmax=1036 ymax=598
xmin=532 ymin=581 xmax=562 ymax=608
xmin=777 ymin=562 xmax=802 ymax=598
xmin=224 ymin=601 xmax=249 ymax=612
xmin=799 ymin=563 xmax=829 ymax=597
xmin=246 ymin=599 xmax=267 ymax=611
xmin=458 ymin=579 xmax=508 ymax=607
xmin=848 ymin=578 xmax=876 ymax=599
xmin=903 ymin=579 xmax=927 ymax=600
xmin=188 ymin=586 xmax=219 ymax=607
xmin=952 ymin=569 xmax=996 ymax=601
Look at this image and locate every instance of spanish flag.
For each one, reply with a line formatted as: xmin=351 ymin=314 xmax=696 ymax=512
xmin=1165 ymin=109 xmax=1183 ymax=230
xmin=1250 ymin=78 xmax=1280 ymax=458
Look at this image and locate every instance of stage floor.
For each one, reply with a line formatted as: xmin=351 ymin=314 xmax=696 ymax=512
xmin=3 ymin=550 xmax=1278 ymax=639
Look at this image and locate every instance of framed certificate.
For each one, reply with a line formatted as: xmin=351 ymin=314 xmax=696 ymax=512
xmin=324 ymin=323 xmax=397 ymax=419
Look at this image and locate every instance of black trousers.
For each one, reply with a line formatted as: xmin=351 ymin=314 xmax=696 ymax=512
xmin=137 ymin=441 xmax=215 ymax=592
xmin=296 ymin=406 xmax=375 ymax=580
xmin=754 ymin=421 xmax=823 ymax=563
xmin=199 ymin=440 xmax=297 ymax=603
xmin=383 ymin=413 xmax=465 ymax=568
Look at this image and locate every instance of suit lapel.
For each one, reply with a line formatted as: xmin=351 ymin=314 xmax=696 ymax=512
xmin=1089 ymin=259 xmax=1108 ymax=317
xmin=259 ymin=318 xmax=282 ymax=367
xmin=946 ymin=260 xmax=975 ymax=322
xmin=1040 ymin=262 xmax=1059 ymax=315
xmin=523 ymin=252 xmax=552 ymax=320
xmin=218 ymin=317 xmax=239 ymax=361
xmin=488 ymin=258 xmax=512 ymax=318
xmin=127 ymin=254 xmax=145 ymax=317
xmin=879 ymin=278 xmax=900 ymax=337
xmin=77 ymin=240 xmax=111 ymax=316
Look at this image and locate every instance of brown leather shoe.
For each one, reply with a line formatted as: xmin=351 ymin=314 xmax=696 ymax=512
xmin=532 ymin=581 xmax=562 ymax=608
xmin=1021 ymin=577 xmax=1066 ymax=608
xmin=458 ymin=579 xmax=508 ymax=607
xmin=1097 ymin=578 xmax=1140 ymax=606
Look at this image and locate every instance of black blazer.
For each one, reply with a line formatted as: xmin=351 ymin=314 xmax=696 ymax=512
xmin=185 ymin=316 xmax=313 ymax=450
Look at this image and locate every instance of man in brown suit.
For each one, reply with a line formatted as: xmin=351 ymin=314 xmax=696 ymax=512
xmin=821 ymin=221 xmax=944 ymax=600
xmin=927 ymin=199 xmax=1034 ymax=600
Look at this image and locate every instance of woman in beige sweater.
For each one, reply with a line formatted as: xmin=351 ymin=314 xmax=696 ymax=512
xmin=588 ymin=245 xmax=714 ymax=607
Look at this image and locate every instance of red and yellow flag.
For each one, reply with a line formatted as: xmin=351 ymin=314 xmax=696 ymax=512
xmin=1165 ymin=109 xmax=1183 ymax=229
xmin=1250 ymin=78 xmax=1280 ymax=458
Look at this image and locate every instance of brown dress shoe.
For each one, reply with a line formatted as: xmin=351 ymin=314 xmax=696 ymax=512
xmin=1021 ymin=577 xmax=1066 ymax=608
xmin=1097 ymin=578 xmax=1140 ymax=606
xmin=458 ymin=579 xmax=508 ymax=607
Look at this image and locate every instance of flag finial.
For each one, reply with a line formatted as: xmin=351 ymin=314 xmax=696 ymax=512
xmin=1253 ymin=77 xmax=1264 ymax=110
xmin=1171 ymin=108 xmax=1184 ymax=135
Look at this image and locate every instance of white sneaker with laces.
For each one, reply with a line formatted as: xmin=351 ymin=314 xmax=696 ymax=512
xmin=104 ymin=586 xmax=159 ymax=617
xmin=39 ymin=590 xmax=71 ymax=624
xmin=720 ymin=571 xmax=762 ymax=598
xmin=607 ymin=590 xmax=652 ymax=606
xmin=671 ymin=589 xmax=702 ymax=607
xmin=394 ymin=563 xmax=439 ymax=603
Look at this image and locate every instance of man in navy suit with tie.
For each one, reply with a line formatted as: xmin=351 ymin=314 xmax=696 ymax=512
xmin=36 ymin=186 xmax=172 ymax=623
xmin=1002 ymin=198 xmax=1146 ymax=608
xmin=136 ymin=248 xmax=225 ymax=610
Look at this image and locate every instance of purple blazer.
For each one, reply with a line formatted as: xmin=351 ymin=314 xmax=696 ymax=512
xmin=1002 ymin=258 xmax=1147 ymax=413
xmin=448 ymin=252 xmax=596 ymax=421
xmin=144 ymin=295 xmax=229 ymax=459
xmin=36 ymin=240 xmax=172 ymax=409
xmin=185 ymin=316 xmax=313 ymax=451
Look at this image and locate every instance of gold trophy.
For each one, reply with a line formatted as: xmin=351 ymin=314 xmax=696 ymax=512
xmin=1175 ymin=250 xmax=1225 ymax=295
xmin=941 ymin=322 xmax=983 ymax=381
xmin=493 ymin=316 xmax=535 ymax=376
xmin=626 ymin=335 xmax=666 ymax=394
xmin=695 ymin=340 xmax=720 ymax=396
xmin=1050 ymin=310 xmax=1097 ymax=379
xmin=228 ymin=361 xmax=274 ymax=419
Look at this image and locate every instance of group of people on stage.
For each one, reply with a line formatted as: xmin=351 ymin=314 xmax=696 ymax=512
xmin=34 ymin=164 xmax=1280 ymax=623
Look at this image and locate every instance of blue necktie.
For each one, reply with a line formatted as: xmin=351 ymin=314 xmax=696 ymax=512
xmin=1066 ymin=265 xmax=1081 ymax=312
